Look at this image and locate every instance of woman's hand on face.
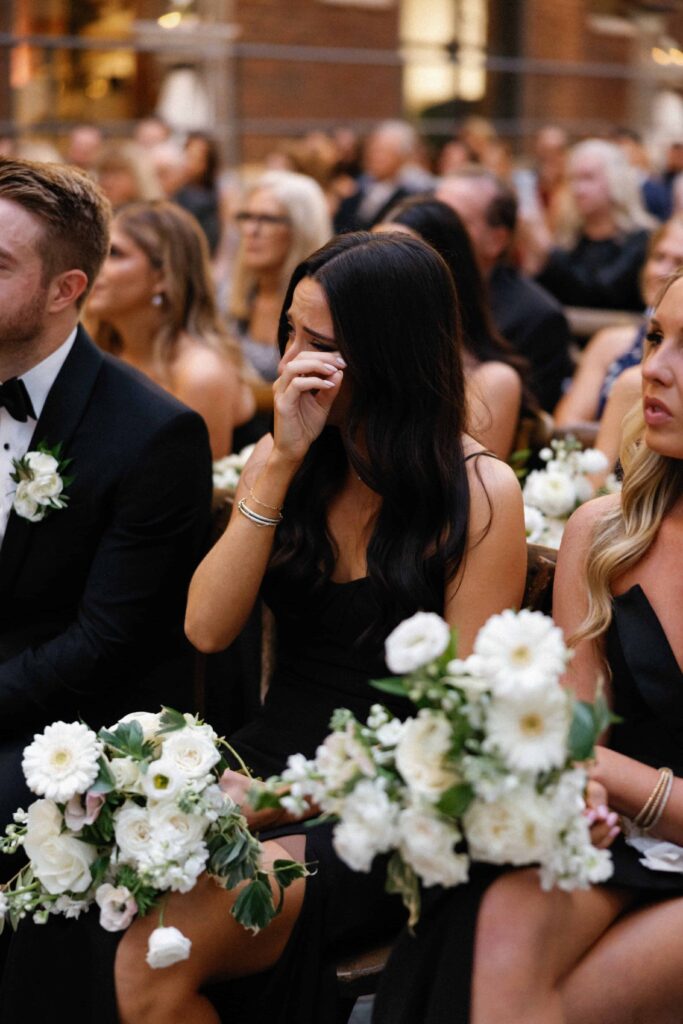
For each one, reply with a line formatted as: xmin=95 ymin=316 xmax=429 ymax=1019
xmin=584 ymin=779 xmax=621 ymax=849
xmin=272 ymin=350 xmax=345 ymax=464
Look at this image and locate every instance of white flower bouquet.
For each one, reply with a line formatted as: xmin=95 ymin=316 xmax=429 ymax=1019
xmin=252 ymin=610 xmax=614 ymax=925
xmin=212 ymin=444 xmax=256 ymax=495
xmin=522 ymin=437 xmax=611 ymax=548
xmin=0 ymin=709 xmax=306 ymax=966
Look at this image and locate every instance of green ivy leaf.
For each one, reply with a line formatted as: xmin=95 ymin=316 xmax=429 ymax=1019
xmin=157 ymin=707 xmax=188 ymax=735
xmin=232 ymin=877 xmax=274 ymax=933
xmin=271 ymin=859 xmax=308 ymax=888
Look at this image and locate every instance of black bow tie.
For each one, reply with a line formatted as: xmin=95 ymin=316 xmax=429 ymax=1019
xmin=0 ymin=377 xmax=36 ymax=423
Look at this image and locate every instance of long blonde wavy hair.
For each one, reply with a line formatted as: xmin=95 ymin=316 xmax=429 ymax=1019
xmin=572 ymin=276 xmax=683 ymax=646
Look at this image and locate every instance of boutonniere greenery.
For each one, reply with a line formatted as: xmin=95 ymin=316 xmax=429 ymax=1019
xmin=10 ymin=442 xmax=73 ymax=523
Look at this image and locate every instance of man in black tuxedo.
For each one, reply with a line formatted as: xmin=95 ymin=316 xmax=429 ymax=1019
xmin=0 ymin=158 xmax=212 ymax=833
xmin=437 ymin=168 xmax=574 ymax=412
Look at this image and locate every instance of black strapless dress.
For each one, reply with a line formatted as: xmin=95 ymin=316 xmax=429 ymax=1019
xmin=0 ymin=573 xmax=412 ymax=1023
xmin=373 ymin=585 xmax=683 ymax=1024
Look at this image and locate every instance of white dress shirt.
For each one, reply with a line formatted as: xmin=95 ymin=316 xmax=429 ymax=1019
xmin=0 ymin=328 xmax=78 ymax=544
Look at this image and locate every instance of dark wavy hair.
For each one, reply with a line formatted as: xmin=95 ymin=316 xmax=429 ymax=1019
xmin=268 ymin=231 xmax=472 ymax=650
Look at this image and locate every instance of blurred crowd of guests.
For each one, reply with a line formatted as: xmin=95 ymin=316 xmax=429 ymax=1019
xmin=4 ymin=111 xmax=681 ymax=473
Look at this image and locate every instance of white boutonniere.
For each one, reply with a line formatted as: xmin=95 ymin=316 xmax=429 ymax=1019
xmin=10 ymin=442 xmax=73 ymax=523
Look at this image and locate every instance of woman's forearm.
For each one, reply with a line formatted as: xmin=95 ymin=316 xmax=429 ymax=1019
xmin=592 ymin=745 xmax=683 ymax=844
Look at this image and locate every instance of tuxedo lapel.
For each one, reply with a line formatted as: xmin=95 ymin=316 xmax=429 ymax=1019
xmin=0 ymin=326 xmax=104 ymax=599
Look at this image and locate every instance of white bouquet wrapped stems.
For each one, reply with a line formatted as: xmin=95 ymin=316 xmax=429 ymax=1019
xmin=251 ymin=610 xmax=615 ymax=926
xmin=0 ymin=709 xmax=307 ymax=967
xmin=519 ymin=436 xmax=616 ymax=549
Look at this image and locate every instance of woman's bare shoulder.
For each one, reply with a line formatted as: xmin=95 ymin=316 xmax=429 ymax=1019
xmin=172 ymin=336 xmax=237 ymax=384
xmin=559 ymin=493 xmax=620 ymax=564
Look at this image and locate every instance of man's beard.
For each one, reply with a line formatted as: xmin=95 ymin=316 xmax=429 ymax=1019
xmin=1 ymin=284 xmax=50 ymax=354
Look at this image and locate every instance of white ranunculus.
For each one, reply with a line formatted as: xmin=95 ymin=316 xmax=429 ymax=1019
xmin=114 ymin=802 xmax=154 ymax=865
xmin=95 ymin=883 xmax=138 ymax=932
xmin=146 ymin=926 xmax=192 ymax=969
xmin=24 ymin=801 xmax=96 ymax=894
xmin=576 ymin=448 xmax=608 ymax=475
xmin=13 ymin=481 xmax=42 ymax=522
xmin=24 ymin=451 xmax=59 ymax=476
xmin=395 ymin=710 xmax=459 ymax=801
xmin=141 ymin=758 xmax=187 ymax=803
xmin=148 ymin=802 xmax=207 ymax=859
xmin=485 ymin=686 xmax=570 ymax=774
xmin=523 ymin=504 xmax=546 ymax=544
xmin=523 ymin=469 xmax=576 ymax=518
xmin=385 ymin=612 xmax=451 ymax=674
xmin=116 ymin=711 xmax=163 ymax=743
xmin=464 ymin=788 xmax=555 ymax=866
xmin=473 ymin=609 xmax=569 ymax=695
xmin=22 ymin=722 xmax=103 ymax=802
xmin=332 ymin=779 xmax=399 ymax=872
xmin=25 ymin=472 xmax=62 ymax=503
xmin=159 ymin=730 xmax=220 ymax=780
xmin=109 ymin=756 xmax=144 ymax=794
xmin=398 ymin=807 xmax=468 ymax=888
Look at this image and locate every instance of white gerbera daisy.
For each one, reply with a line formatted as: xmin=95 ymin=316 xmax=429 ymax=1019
xmin=485 ymin=687 xmax=570 ymax=773
xmin=473 ymin=609 xmax=569 ymax=695
xmin=22 ymin=722 xmax=103 ymax=802
xmin=385 ymin=611 xmax=451 ymax=674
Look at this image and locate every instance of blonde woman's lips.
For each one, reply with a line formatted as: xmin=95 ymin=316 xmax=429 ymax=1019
xmin=643 ymin=396 xmax=673 ymax=425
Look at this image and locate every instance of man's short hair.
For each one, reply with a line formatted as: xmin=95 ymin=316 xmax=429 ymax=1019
xmin=445 ymin=165 xmax=518 ymax=233
xmin=0 ymin=157 xmax=111 ymax=307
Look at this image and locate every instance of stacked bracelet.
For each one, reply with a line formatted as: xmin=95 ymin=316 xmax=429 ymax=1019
xmin=237 ymin=497 xmax=283 ymax=528
xmin=248 ymin=487 xmax=283 ymax=514
xmin=632 ymin=767 xmax=674 ymax=832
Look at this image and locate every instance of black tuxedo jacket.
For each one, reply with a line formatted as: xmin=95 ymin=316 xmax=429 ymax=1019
xmin=0 ymin=327 xmax=212 ymax=825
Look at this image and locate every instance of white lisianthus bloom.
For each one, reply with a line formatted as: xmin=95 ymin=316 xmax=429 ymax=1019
xmin=24 ymin=451 xmax=59 ymax=476
xmin=114 ymin=802 xmax=155 ymax=865
xmin=25 ymin=472 xmax=63 ymax=504
xmin=332 ymin=779 xmax=399 ymax=872
xmin=485 ymin=686 xmax=570 ymax=774
xmin=398 ymin=807 xmax=468 ymax=888
xmin=523 ymin=504 xmax=547 ymax=544
xmin=24 ymin=800 xmax=96 ymax=894
xmin=117 ymin=711 xmax=163 ymax=743
xmin=523 ymin=469 xmax=577 ymax=518
xmin=159 ymin=730 xmax=220 ymax=780
xmin=109 ymin=756 xmax=145 ymax=794
xmin=464 ymin=787 xmax=555 ymax=866
xmin=395 ymin=710 xmax=459 ymax=801
xmin=22 ymin=722 xmax=103 ymax=802
xmin=146 ymin=926 xmax=192 ymax=969
xmin=473 ymin=609 xmax=569 ymax=695
xmin=13 ymin=480 xmax=42 ymax=522
xmin=95 ymin=883 xmax=138 ymax=932
xmin=148 ymin=802 xmax=207 ymax=859
xmin=576 ymin=448 xmax=608 ymax=475
xmin=141 ymin=758 xmax=187 ymax=802
xmin=385 ymin=611 xmax=451 ymax=674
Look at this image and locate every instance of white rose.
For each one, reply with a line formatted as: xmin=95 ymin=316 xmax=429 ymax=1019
xmin=24 ymin=801 xmax=96 ymax=894
xmin=395 ymin=710 xmax=459 ymax=801
xmin=13 ymin=481 xmax=41 ymax=522
xmin=576 ymin=448 xmax=608 ymax=475
xmin=332 ymin=779 xmax=399 ymax=872
xmin=114 ymin=802 xmax=154 ymax=865
xmin=464 ymin=788 xmax=555 ymax=866
xmin=109 ymin=756 xmax=144 ymax=794
xmin=116 ymin=711 xmax=163 ymax=743
xmin=523 ymin=469 xmax=576 ymax=518
xmin=24 ymin=451 xmax=59 ymax=476
xmin=159 ymin=730 xmax=220 ymax=780
xmin=25 ymin=473 xmax=63 ymax=503
xmin=146 ymin=926 xmax=192 ymax=969
xmin=148 ymin=802 xmax=207 ymax=859
xmin=95 ymin=883 xmax=138 ymax=932
xmin=398 ymin=807 xmax=468 ymax=888
xmin=385 ymin=612 xmax=451 ymax=674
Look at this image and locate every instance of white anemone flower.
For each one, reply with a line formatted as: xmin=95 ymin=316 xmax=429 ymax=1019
xmin=385 ymin=611 xmax=451 ymax=674
xmin=473 ymin=609 xmax=569 ymax=695
xmin=486 ymin=686 xmax=570 ymax=773
xmin=22 ymin=722 xmax=102 ymax=802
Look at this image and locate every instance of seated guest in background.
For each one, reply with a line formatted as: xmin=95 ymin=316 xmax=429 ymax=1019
xmin=377 ymin=195 xmax=530 ymax=459
xmin=334 ymin=120 xmax=429 ymax=233
xmin=88 ymin=200 xmax=255 ymax=458
xmin=592 ymin=363 xmax=642 ymax=483
xmin=527 ymin=138 xmax=654 ymax=311
xmin=173 ymin=131 xmax=222 ymax=256
xmin=438 ymin=167 xmax=573 ymax=412
xmin=228 ymin=169 xmax=332 ymax=383
xmin=375 ymin=270 xmax=683 ymax=1024
xmin=0 ymin=158 xmax=212 ymax=835
xmin=555 ymin=214 xmax=683 ymax=427
xmin=95 ymin=140 xmax=163 ymax=210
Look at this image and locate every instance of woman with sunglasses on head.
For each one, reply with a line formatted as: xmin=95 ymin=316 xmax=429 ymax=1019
xmin=374 ymin=270 xmax=683 ymax=1024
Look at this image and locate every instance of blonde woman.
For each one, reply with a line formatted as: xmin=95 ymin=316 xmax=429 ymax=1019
xmin=374 ymin=270 xmax=683 ymax=1024
xmin=527 ymin=138 xmax=655 ymax=311
xmin=229 ymin=170 xmax=332 ymax=381
xmin=88 ymin=200 xmax=255 ymax=458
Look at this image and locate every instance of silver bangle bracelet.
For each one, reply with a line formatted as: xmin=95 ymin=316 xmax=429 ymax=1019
xmin=237 ymin=497 xmax=282 ymax=528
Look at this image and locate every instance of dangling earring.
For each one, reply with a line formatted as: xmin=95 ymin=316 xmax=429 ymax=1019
xmin=151 ymin=293 xmax=164 ymax=307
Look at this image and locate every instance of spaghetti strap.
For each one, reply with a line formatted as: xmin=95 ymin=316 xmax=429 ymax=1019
xmin=464 ymin=450 xmax=498 ymax=462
